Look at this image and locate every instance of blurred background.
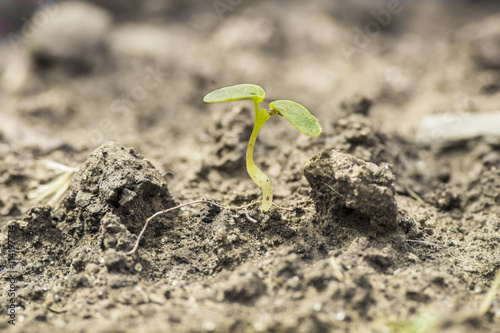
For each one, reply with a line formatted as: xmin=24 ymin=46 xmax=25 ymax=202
xmin=0 ymin=0 xmax=499 ymax=161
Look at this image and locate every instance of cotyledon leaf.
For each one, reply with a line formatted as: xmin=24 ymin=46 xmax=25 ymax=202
xmin=203 ymin=84 xmax=265 ymax=104
xmin=269 ymin=100 xmax=322 ymax=136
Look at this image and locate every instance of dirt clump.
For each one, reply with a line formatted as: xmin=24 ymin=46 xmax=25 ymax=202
xmin=63 ymin=142 xmax=176 ymax=238
xmin=304 ymin=149 xmax=398 ymax=231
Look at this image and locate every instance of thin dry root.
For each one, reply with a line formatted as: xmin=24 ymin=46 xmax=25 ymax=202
xmin=126 ymin=200 xmax=258 ymax=256
xmin=126 ymin=199 xmax=313 ymax=256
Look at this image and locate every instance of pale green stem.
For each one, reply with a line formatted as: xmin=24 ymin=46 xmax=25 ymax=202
xmin=247 ymin=101 xmax=272 ymax=211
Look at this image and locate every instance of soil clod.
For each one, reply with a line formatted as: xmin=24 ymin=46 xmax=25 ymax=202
xmin=304 ymin=149 xmax=398 ymax=230
xmin=63 ymin=142 xmax=177 ymax=236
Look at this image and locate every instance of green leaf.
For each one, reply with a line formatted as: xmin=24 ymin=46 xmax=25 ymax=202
xmin=269 ymin=100 xmax=322 ymax=136
xmin=203 ymin=84 xmax=265 ymax=104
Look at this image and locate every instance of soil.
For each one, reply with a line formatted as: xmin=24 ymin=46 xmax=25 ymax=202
xmin=0 ymin=0 xmax=499 ymax=332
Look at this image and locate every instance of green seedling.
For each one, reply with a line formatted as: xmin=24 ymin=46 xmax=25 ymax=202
xmin=203 ymin=83 xmax=322 ymax=212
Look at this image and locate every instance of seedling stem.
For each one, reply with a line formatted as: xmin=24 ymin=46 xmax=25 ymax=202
xmin=247 ymin=101 xmax=273 ymax=211
xmin=204 ymin=83 xmax=321 ymax=212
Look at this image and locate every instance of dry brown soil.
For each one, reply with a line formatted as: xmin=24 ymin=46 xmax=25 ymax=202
xmin=0 ymin=1 xmax=499 ymax=332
